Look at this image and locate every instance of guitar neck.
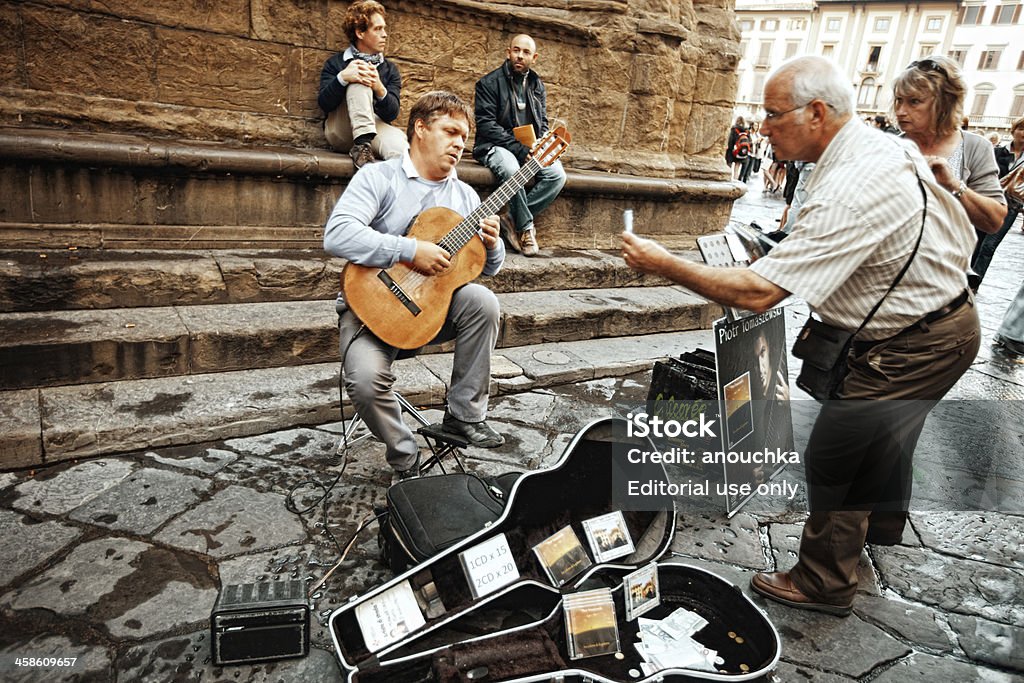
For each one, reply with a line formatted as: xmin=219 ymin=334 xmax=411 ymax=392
xmin=438 ymin=157 xmax=542 ymax=255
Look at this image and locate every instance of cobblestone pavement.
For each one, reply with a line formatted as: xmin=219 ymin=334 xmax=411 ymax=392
xmin=1 ymin=171 xmax=1022 ymax=682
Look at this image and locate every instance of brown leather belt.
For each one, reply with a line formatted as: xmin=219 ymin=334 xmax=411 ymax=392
xmin=852 ymin=289 xmax=969 ymax=355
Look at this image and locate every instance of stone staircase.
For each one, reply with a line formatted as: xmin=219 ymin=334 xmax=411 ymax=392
xmin=0 ymin=129 xmax=734 ymax=470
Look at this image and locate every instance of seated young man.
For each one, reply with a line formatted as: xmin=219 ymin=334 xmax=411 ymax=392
xmin=324 ymin=91 xmax=507 ymax=479
xmin=317 ymin=0 xmax=407 ymax=168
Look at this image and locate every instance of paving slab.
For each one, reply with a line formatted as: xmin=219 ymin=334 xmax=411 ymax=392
xmin=106 ymin=578 xmax=219 ymax=640
xmin=0 ymin=634 xmax=113 ymax=682
xmin=948 ymin=613 xmax=1024 ymax=672
xmin=116 ymin=632 xmax=340 ymax=682
xmin=0 ymin=389 xmax=42 ymax=469
xmin=911 ymin=511 xmax=1024 ymax=570
xmin=2 ymin=538 xmax=151 ymax=616
xmin=154 ymin=486 xmax=306 ymax=558
xmin=873 ymin=545 xmax=1024 ymax=625
xmin=871 ymin=651 xmax=1024 ymax=682
xmin=10 ymin=458 xmax=135 ymax=515
xmin=852 ymin=594 xmax=952 ymax=653
xmin=670 ymin=512 xmax=768 ymax=570
xmin=68 ymin=466 xmax=211 ymax=534
xmin=0 ymin=509 xmax=82 ymax=588
xmin=771 ymin=661 xmax=857 ymax=682
xmin=144 ymin=446 xmax=239 ymax=474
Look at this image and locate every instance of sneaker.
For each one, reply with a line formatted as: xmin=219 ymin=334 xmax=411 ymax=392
xmin=518 ymin=227 xmax=539 ymax=256
xmin=499 ymin=215 xmax=521 ymax=253
xmin=349 ymin=141 xmax=376 ymax=169
xmin=994 ymin=334 xmax=1024 ymax=356
xmin=442 ymin=412 xmax=504 ymax=448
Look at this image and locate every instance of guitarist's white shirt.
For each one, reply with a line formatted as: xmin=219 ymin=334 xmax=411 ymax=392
xmin=324 ymin=152 xmax=505 ymax=277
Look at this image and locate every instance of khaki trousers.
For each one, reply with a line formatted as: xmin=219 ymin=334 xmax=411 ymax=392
xmin=789 ymin=297 xmax=980 ymax=604
xmin=324 ymin=83 xmax=407 ymax=159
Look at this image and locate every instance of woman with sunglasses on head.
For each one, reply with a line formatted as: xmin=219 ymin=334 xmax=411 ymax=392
xmin=892 ymin=56 xmax=1007 ymax=291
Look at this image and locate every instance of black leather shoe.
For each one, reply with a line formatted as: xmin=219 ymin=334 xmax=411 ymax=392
xmin=994 ymin=334 xmax=1024 ymax=357
xmin=442 ymin=413 xmax=504 ymax=448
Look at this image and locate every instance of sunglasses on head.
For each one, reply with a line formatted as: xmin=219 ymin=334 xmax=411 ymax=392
xmin=907 ymin=58 xmax=948 ymax=77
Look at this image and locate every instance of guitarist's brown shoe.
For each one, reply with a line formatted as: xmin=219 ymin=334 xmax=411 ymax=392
xmin=443 ymin=413 xmax=505 ymax=448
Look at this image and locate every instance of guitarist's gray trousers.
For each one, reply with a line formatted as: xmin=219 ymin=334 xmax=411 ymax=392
xmin=338 ymin=283 xmax=500 ymax=472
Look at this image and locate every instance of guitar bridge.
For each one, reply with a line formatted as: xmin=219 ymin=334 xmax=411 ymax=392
xmin=377 ymin=270 xmax=421 ymax=316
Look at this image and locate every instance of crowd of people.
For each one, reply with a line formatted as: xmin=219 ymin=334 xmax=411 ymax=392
xmin=316 ymin=0 xmax=1024 ymax=622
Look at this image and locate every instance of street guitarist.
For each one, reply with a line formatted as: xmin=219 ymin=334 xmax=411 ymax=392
xmin=324 ymin=91 xmax=507 ymax=480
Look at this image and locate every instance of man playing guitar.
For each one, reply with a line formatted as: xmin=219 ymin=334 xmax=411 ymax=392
xmin=324 ymin=91 xmax=507 ymax=480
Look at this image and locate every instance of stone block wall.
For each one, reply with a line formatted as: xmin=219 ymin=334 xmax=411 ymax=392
xmin=0 ymin=0 xmax=741 ymax=180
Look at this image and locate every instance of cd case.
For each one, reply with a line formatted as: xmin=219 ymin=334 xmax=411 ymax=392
xmin=623 ymin=563 xmax=660 ymax=621
xmin=563 ymin=588 xmax=620 ymax=660
xmin=582 ymin=511 xmax=635 ymax=563
xmin=532 ymin=525 xmax=593 ymax=587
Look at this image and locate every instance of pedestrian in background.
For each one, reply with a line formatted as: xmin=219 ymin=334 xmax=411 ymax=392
xmin=892 ymin=56 xmax=1006 ymax=291
xmin=726 ymin=116 xmax=749 ymax=181
xmin=974 ymin=117 xmax=1024 ymax=285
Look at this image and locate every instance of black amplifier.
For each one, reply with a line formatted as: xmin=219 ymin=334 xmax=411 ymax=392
xmin=211 ymin=580 xmax=310 ymax=666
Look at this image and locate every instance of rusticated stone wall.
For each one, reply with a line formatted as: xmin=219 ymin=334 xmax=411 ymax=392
xmin=0 ymin=0 xmax=741 ymax=180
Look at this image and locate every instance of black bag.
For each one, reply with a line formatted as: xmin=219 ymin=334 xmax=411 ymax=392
xmin=379 ymin=471 xmax=522 ymax=573
xmin=791 ymin=317 xmax=854 ymax=401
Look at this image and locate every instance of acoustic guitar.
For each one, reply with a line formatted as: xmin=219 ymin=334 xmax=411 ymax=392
xmin=342 ymin=125 xmax=571 ymax=350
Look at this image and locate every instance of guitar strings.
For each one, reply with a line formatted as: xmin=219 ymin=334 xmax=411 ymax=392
xmin=389 ymin=154 xmax=550 ymax=291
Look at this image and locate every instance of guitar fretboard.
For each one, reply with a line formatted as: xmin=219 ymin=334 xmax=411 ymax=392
xmin=437 ymin=156 xmax=544 ymax=254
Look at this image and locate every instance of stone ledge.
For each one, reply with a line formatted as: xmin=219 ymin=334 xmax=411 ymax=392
xmin=0 ymin=127 xmax=743 ymax=204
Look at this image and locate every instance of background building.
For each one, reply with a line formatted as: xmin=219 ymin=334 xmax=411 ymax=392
xmin=735 ymin=0 xmax=1024 ymax=134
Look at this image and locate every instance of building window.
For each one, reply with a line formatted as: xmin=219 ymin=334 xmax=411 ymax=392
xmin=874 ymin=17 xmax=891 ymax=32
xmin=752 ymin=74 xmax=766 ymax=104
xmin=739 ymin=19 xmax=754 ymax=32
xmin=978 ymin=49 xmax=1003 ymax=70
xmin=826 ymin=17 xmax=842 ymax=32
xmin=822 ymin=44 xmax=835 ymax=58
xmin=1012 ymin=93 xmax=1024 ymax=117
xmin=757 ymin=40 xmax=773 ymax=68
xmin=789 ymin=18 xmax=806 ymax=30
xmin=1019 ymin=50 xmax=1024 ymax=69
xmin=970 ymin=92 xmax=990 ymax=117
xmin=949 ymin=48 xmax=969 ymax=66
xmin=785 ymin=41 xmax=800 ymax=60
xmin=992 ymin=3 xmax=1021 ymax=24
xmin=761 ymin=19 xmax=779 ymax=31
xmin=919 ymin=44 xmax=937 ymax=59
xmin=858 ymin=78 xmax=878 ymax=108
xmin=960 ymin=5 xmax=985 ymax=24
xmin=925 ymin=16 xmax=943 ymax=31
xmin=865 ymin=46 xmax=882 ymax=72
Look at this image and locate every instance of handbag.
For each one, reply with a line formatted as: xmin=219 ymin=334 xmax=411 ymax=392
xmin=792 ymin=158 xmax=928 ymax=401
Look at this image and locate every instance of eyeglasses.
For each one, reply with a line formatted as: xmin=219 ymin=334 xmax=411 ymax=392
xmin=762 ymin=104 xmax=808 ymax=121
xmin=907 ymin=58 xmax=948 ymax=78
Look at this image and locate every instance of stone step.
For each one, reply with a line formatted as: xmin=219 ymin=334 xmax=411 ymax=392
xmin=0 ymin=248 xmax=692 ymax=313
xmin=0 ymin=287 xmax=719 ymax=390
xmin=1 ymin=329 xmax=716 ymax=467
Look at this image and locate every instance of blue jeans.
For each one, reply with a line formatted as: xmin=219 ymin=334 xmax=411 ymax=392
xmin=998 ymin=278 xmax=1024 ymax=344
xmin=971 ymin=203 xmax=1021 ymax=284
xmin=482 ymin=146 xmax=566 ymax=233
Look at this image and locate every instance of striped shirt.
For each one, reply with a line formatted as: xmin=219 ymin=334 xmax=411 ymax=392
xmin=324 ymin=152 xmax=505 ymax=275
xmin=751 ymin=118 xmax=974 ymax=340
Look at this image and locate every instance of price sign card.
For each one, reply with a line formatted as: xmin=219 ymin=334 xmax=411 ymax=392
xmin=459 ymin=533 xmax=520 ymax=599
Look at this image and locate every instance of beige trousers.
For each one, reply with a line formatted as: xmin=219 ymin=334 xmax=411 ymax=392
xmin=324 ymin=83 xmax=407 ymax=159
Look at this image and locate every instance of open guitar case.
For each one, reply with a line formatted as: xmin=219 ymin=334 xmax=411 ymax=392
xmin=329 ymin=417 xmax=781 ymax=682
